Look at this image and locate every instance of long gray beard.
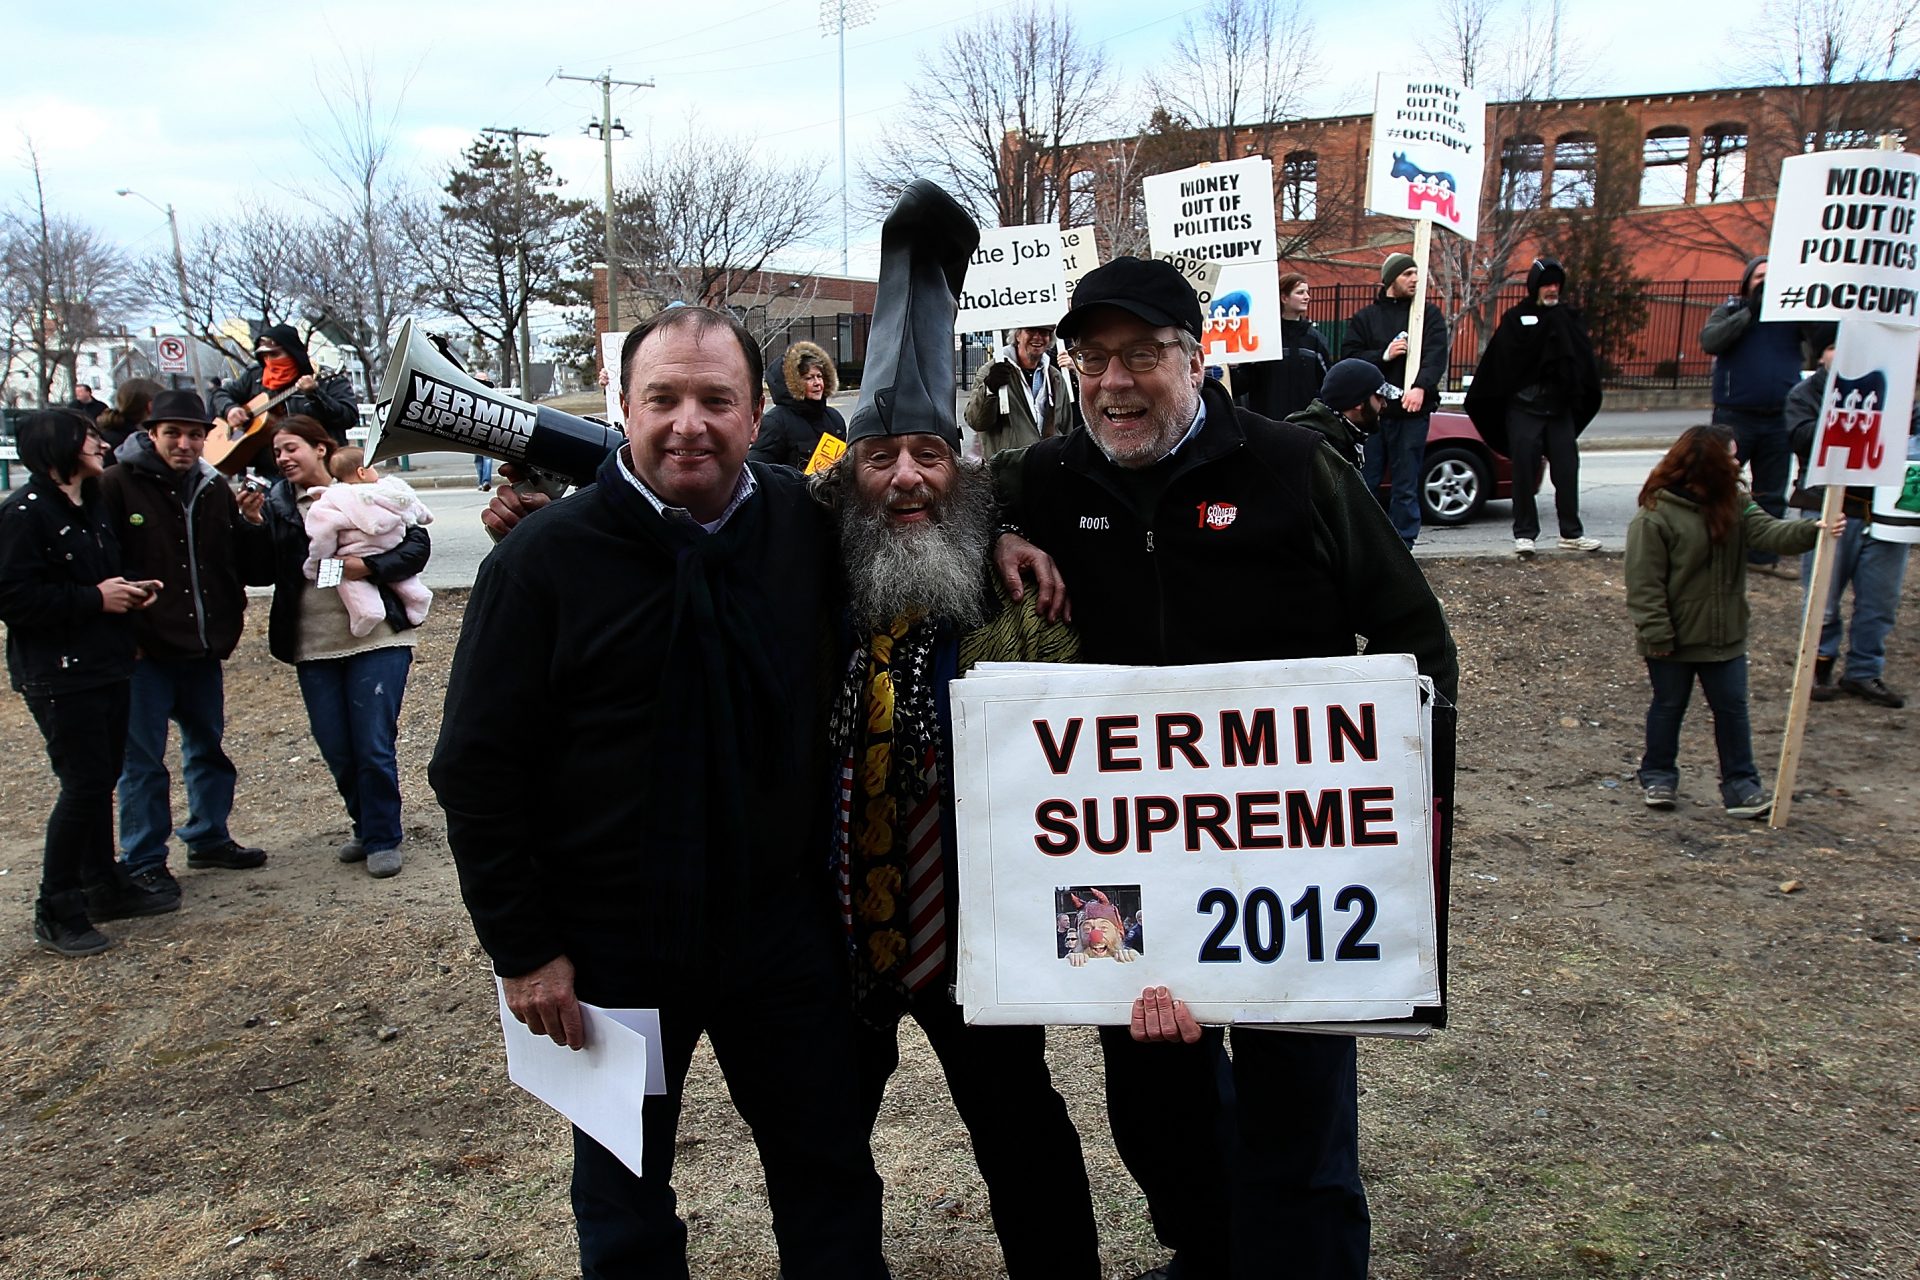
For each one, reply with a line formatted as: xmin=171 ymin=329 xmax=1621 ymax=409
xmin=840 ymin=464 xmax=995 ymax=633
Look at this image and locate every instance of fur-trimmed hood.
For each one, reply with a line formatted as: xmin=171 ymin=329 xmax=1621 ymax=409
xmin=771 ymin=341 xmax=838 ymax=407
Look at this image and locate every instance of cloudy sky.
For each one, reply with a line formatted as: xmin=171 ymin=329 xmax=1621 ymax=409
xmin=5 ymin=0 xmax=1752 ymax=337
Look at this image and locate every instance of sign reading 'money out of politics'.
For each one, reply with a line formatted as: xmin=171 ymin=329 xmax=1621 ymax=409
xmin=1764 ymin=149 xmax=1920 ymax=326
xmin=951 ymin=655 xmax=1443 ymax=1028
xmin=1143 ymin=157 xmax=1282 ymax=367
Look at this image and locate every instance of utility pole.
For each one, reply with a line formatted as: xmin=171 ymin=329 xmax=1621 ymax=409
xmin=483 ymin=125 xmax=548 ymax=392
xmin=117 ymin=188 xmax=205 ymax=400
xmin=819 ymin=0 xmax=875 ymax=277
xmin=558 ymin=67 xmax=652 ymax=333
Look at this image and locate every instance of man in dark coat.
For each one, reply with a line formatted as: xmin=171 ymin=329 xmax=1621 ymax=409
xmin=1465 ymin=257 xmax=1605 ymax=556
xmin=995 ymin=256 xmax=1458 ymax=1280
xmin=68 ymin=383 xmax=107 ymax=422
xmin=1287 ymin=357 xmax=1402 ymax=469
xmin=99 ymin=390 xmax=270 ymax=903
xmin=210 ymin=324 xmax=359 ymax=446
xmin=1343 ymin=252 xmax=1449 ymax=547
xmin=430 ymin=304 xmax=889 ymax=1280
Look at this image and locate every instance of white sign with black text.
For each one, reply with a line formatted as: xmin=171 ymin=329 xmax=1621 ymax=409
xmin=956 ymin=224 xmax=1072 ymax=333
xmin=1364 ymin=77 xmax=1488 ymax=243
xmin=952 ymin=655 xmax=1441 ymax=1027
xmin=599 ymin=332 xmax=625 ymax=424
xmin=1763 ymin=149 xmax=1920 ymax=328
xmin=1143 ymin=158 xmax=1282 ymax=366
xmin=1059 ymin=225 xmax=1101 ymax=294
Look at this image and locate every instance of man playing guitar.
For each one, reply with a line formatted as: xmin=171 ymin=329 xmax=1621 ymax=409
xmin=211 ymin=324 xmax=358 ymax=449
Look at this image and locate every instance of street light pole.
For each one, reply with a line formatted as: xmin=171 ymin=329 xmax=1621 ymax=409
xmin=118 ymin=188 xmax=205 ymax=400
xmin=558 ymin=68 xmax=652 ymax=333
xmin=819 ymin=0 xmax=875 ymax=277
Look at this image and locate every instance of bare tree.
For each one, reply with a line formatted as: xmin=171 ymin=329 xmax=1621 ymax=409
xmin=3 ymin=141 xmax=139 ymax=406
xmin=137 ymin=204 xmax=309 ymax=371
xmin=861 ymin=1 xmax=1115 ymax=226
xmin=1149 ymin=0 xmax=1320 ymax=165
xmin=298 ymin=51 xmax=423 ymax=387
xmin=604 ymin=121 xmax=830 ymax=331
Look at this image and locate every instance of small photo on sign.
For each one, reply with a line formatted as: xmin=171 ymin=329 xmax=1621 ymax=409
xmin=1055 ymin=885 xmax=1144 ymax=966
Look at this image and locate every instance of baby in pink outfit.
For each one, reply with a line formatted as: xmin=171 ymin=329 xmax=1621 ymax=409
xmin=303 ymin=447 xmax=434 ymax=637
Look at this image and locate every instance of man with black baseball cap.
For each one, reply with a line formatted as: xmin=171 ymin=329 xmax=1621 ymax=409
xmin=1287 ymin=357 xmax=1402 ymax=469
xmin=993 ymin=256 xmax=1458 ymax=1279
xmin=98 ymin=391 xmax=272 ymax=904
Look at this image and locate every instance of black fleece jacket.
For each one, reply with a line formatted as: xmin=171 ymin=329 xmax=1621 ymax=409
xmin=0 ymin=475 xmax=136 ymax=696
xmin=1343 ymin=289 xmax=1449 ymax=417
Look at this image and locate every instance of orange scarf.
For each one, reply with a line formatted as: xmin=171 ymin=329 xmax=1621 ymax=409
xmin=262 ymin=355 xmax=299 ymax=391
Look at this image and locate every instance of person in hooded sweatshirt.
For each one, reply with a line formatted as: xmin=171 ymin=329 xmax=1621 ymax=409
xmin=1235 ymin=270 xmax=1333 ymax=422
xmin=748 ymin=340 xmax=847 ymax=472
xmin=100 ymin=390 xmax=272 ymax=904
xmin=1465 ymin=257 xmax=1605 ymax=557
xmin=211 ymin=323 xmax=359 ymax=447
xmin=1698 ymin=256 xmax=1829 ymax=569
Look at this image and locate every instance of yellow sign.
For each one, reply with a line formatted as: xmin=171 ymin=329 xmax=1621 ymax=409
xmin=804 ymin=433 xmax=848 ymax=475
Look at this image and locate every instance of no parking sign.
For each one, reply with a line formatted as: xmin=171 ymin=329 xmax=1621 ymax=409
xmin=157 ymin=335 xmax=189 ymax=373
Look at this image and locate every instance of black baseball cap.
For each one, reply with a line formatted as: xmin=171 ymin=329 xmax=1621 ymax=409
xmin=1056 ymin=256 xmax=1204 ymax=343
xmin=1320 ymin=358 xmax=1402 ymax=412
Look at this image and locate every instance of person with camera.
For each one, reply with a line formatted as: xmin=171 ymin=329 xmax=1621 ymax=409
xmin=0 ymin=411 xmax=172 ymax=955
xmin=100 ymin=391 xmax=273 ymax=904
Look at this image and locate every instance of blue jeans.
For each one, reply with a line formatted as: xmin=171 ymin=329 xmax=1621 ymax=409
xmin=296 ymin=647 xmax=412 ymax=853
xmin=1715 ymin=405 xmax=1790 ymax=565
xmin=1361 ymin=413 xmax=1429 ymax=545
xmin=118 ymin=656 xmax=236 ymax=873
xmin=474 ymin=454 xmax=493 ymax=487
xmin=1801 ymin=517 xmax=1912 ymax=680
xmin=1638 ymin=655 xmax=1759 ymax=803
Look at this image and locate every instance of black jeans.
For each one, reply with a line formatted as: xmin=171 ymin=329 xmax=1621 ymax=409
xmin=26 ymin=681 xmax=130 ymax=909
xmin=1715 ymin=405 xmax=1790 ymax=564
xmin=1100 ymin=1025 xmax=1369 ymax=1279
xmin=1507 ymin=408 xmax=1584 ymax=539
xmin=568 ymin=915 xmax=889 ymax=1280
xmin=853 ymin=990 xmax=1098 ymax=1280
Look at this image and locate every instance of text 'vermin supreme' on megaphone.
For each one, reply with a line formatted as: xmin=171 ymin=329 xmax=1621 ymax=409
xmin=371 ymin=319 xmax=622 ymax=486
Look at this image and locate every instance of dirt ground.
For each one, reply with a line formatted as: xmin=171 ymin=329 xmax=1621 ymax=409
xmin=1 ymin=555 xmax=1914 ymax=1280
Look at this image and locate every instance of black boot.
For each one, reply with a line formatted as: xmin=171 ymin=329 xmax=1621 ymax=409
xmin=83 ymin=864 xmax=182 ymax=921
xmin=34 ymin=892 xmax=114 ymax=957
xmin=1811 ymin=655 xmax=1840 ymax=702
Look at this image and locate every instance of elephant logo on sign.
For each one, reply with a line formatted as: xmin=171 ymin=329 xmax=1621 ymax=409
xmin=1817 ymin=370 xmax=1888 ymax=472
xmin=1390 ymin=152 xmax=1461 ymax=223
xmin=1205 ymin=289 xmax=1260 ymax=356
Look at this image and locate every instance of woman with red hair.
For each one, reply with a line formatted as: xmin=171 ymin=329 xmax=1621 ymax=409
xmin=1626 ymin=425 xmax=1838 ymax=818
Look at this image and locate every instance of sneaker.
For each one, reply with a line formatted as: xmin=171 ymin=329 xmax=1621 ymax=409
xmin=1514 ymin=537 xmax=1536 ymax=557
xmin=336 ymin=836 xmax=369 ymax=864
xmin=128 ymin=866 xmax=182 ymax=905
xmin=1810 ymin=656 xmax=1841 ymax=702
xmin=1643 ymin=782 xmax=1676 ymax=809
xmin=365 ymin=846 xmax=404 ymax=879
xmin=83 ymin=869 xmax=182 ymax=921
xmin=1558 ymin=535 xmax=1603 ymax=552
xmin=1839 ymin=676 xmax=1905 ymax=708
xmin=187 ymin=839 xmax=267 ymax=870
xmin=33 ymin=906 xmax=114 ymax=958
xmin=1725 ymin=789 xmax=1773 ymax=820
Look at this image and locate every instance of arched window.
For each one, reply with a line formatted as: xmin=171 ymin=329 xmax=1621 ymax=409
xmin=1641 ymin=126 xmax=1690 ymax=205
xmin=1281 ymin=151 xmax=1318 ymax=220
xmin=1551 ymin=132 xmax=1598 ymax=208
xmin=1068 ymin=168 xmax=1099 ymax=224
xmin=1499 ymin=134 xmax=1544 ymax=210
xmin=1698 ymin=123 xmax=1747 ymax=203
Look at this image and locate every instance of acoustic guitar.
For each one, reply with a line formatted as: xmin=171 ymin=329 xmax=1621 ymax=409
xmin=204 ymin=369 xmax=347 ymax=474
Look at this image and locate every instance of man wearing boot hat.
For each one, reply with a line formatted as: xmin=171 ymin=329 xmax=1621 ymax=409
xmin=992 ymin=255 xmax=1458 ymax=1279
xmin=432 ymin=302 xmax=889 ymax=1278
xmin=1287 ymin=357 xmax=1402 ymax=469
xmin=812 ymin=179 xmax=1100 ymax=1280
xmin=99 ymin=390 xmax=272 ymax=906
xmin=1465 ymin=257 xmax=1605 ymax=556
xmin=1343 ymin=252 xmax=1448 ymax=547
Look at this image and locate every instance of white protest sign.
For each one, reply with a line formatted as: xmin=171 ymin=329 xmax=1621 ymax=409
xmin=1144 ymin=158 xmax=1282 ymax=366
xmin=1870 ymin=454 xmax=1920 ymax=542
xmin=1365 ymin=77 xmax=1488 ymax=243
xmin=1805 ymin=321 xmax=1918 ymax=487
xmin=952 ymin=655 xmax=1441 ymax=1027
xmin=1763 ymin=149 xmax=1920 ymax=328
xmin=1060 ymin=225 xmax=1101 ymax=293
xmin=599 ymin=332 xmax=625 ymax=423
xmin=956 ymin=223 xmax=1071 ymax=332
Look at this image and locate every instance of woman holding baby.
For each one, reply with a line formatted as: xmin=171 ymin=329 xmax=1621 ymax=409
xmin=244 ymin=416 xmax=432 ymax=878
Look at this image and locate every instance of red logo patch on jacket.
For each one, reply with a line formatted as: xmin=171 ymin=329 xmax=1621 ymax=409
xmin=1196 ymin=501 xmax=1238 ymax=530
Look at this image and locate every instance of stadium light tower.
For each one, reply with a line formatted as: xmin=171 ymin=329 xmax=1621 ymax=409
xmin=820 ymin=0 xmax=875 ymax=276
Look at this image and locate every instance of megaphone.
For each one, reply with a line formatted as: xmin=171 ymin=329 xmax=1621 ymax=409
xmin=370 ymin=318 xmax=622 ymax=486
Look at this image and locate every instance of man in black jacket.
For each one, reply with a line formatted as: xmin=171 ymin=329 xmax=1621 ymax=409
xmin=1343 ymin=252 xmax=1448 ymax=547
xmin=211 ymin=324 xmax=358 ymax=446
xmin=995 ymin=256 xmax=1458 ymax=1280
xmin=1464 ymin=257 xmax=1604 ymax=556
xmin=100 ymin=391 xmax=270 ymax=903
xmin=430 ymin=304 xmax=888 ymax=1280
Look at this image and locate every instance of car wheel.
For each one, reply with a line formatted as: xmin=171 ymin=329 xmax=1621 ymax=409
xmin=1421 ymin=445 xmax=1490 ymax=526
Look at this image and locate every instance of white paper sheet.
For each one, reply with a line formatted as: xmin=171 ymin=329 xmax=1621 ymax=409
xmin=496 ymin=981 xmax=653 ymax=1176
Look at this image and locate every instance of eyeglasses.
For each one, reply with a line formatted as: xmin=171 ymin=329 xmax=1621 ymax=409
xmin=1066 ymin=340 xmax=1184 ymax=376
